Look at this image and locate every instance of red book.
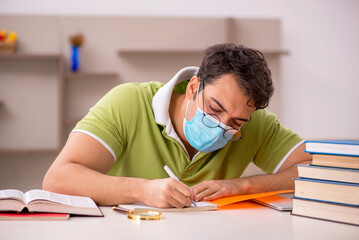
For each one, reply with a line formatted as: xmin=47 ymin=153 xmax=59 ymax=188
xmin=0 ymin=212 xmax=69 ymax=221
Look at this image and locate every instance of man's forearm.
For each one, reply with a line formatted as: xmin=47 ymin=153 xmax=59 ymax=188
xmin=43 ymin=162 xmax=147 ymax=205
xmin=240 ymin=160 xmax=311 ymax=194
xmin=241 ymin=166 xmax=296 ymax=194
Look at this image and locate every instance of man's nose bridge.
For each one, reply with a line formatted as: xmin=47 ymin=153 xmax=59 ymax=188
xmin=220 ymin=114 xmax=232 ymax=128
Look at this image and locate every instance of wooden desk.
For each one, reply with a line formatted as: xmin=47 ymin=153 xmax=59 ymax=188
xmin=1 ymin=202 xmax=358 ymax=240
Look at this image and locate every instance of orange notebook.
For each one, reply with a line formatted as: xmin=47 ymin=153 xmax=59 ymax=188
xmin=209 ymin=190 xmax=294 ymax=207
xmin=0 ymin=212 xmax=70 ymax=221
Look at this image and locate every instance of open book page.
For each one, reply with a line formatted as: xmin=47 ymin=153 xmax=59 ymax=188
xmin=119 ymin=201 xmax=218 ymax=212
xmin=24 ymin=190 xmax=98 ymax=209
xmin=0 ymin=189 xmax=26 ymax=203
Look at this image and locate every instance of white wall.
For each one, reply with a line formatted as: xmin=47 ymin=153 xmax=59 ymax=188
xmin=1 ymin=0 xmax=359 ymax=139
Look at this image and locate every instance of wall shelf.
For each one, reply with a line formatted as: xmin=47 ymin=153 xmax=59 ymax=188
xmin=118 ymin=49 xmax=204 ymax=54
xmin=0 ymin=149 xmax=60 ymax=155
xmin=65 ymin=72 xmax=118 ymax=79
xmin=118 ymin=49 xmax=289 ymax=55
xmin=0 ymin=53 xmax=62 ymax=60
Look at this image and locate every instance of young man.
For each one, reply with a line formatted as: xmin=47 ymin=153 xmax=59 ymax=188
xmin=43 ymin=44 xmax=312 ymax=208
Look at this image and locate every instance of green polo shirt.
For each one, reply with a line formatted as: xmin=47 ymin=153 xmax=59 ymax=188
xmin=73 ymin=67 xmax=303 ymax=186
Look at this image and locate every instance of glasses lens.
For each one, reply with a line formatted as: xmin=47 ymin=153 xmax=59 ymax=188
xmin=231 ymin=131 xmax=242 ymax=141
xmin=202 ymin=114 xmax=220 ymax=128
xmin=223 ymin=129 xmax=242 ymax=141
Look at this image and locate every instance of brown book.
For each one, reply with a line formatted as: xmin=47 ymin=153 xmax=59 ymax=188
xmin=297 ymin=164 xmax=359 ymax=184
xmin=294 ymin=178 xmax=359 ymax=205
xmin=312 ymin=154 xmax=359 ymax=169
xmin=292 ymin=197 xmax=359 ymax=226
xmin=0 ymin=189 xmax=103 ymax=216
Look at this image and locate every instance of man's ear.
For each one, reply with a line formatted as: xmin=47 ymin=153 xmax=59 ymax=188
xmin=186 ymin=76 xmax=200 ymax=100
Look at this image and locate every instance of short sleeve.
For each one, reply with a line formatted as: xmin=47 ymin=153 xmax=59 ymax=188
xmin=247 ymin=110 xmax=303 ymax=173
xmin=73 ymin=83 xmax=137 ymax=161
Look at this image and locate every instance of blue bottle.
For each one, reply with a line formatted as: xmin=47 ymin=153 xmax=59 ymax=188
xmin=71 ymin=45 xmax=80 ymax=72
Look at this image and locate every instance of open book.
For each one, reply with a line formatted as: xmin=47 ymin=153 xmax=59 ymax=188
xmin=119 ymin=201 xmax=218 ymax=212
xmin=0 ymin=189 xmax=103 ymax=216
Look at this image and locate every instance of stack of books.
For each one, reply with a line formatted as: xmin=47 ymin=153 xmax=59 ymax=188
xmin=292 ymin=139 xmax=359 ymax=226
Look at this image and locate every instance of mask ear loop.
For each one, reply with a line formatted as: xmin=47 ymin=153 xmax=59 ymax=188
xmin=184 ymin=100 xmax=190 ymax=120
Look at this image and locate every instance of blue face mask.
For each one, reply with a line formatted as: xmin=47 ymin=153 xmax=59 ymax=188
xmin=183 ymin=100 xmax=233 ymax=153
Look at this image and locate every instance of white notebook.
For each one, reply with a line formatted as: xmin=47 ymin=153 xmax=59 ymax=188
xmin=118 ymin=201 xmax=217 ymax=212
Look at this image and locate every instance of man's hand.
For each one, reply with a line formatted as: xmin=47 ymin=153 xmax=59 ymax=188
xmin=191 ymin=179 xmax=248 ymax=201
xmin=141 ymin=178 xmax=197 ymax=208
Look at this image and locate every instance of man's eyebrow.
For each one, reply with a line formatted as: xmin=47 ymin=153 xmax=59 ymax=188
xmin=210 ymin=97 xmax=228 ymax=112
xmin=210 ymin=97 xmax=250 ymax=122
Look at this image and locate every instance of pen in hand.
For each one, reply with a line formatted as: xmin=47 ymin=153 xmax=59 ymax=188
xmin=164 ymin=165 xmax=197 ymax=207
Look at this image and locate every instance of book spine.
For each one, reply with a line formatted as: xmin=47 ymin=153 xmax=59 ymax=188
xmin=291 ymin=198 xmax=359 ymax=226
xmin=294 ymin=178 xmax=359 ymax=205
xmin=292 ymin=196 xmax=359 ymax=207
xmin=297 ymin=164 xmax=359 ymax=184
xmin=304 ymin=150 xmax=359 ymax=157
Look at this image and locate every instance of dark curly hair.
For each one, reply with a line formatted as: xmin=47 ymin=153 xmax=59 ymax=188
xmin=197 ymin=43 xmax=273 ymax=109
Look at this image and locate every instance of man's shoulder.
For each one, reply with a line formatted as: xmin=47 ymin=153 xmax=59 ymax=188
xmin=250 ymin=109 xmax=277 ymax=124
xmin=110 ymin=81 xmax=164 ymax=98
xmin=242 ymin=109 xmax=288 ymax=141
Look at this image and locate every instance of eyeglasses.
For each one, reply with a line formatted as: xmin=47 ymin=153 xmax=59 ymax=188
xmin=198 ymin=81 xmax=242 ymax=141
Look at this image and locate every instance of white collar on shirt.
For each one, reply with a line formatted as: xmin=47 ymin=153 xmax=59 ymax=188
xmin=152 ymin=66 xmax=199 ymax=145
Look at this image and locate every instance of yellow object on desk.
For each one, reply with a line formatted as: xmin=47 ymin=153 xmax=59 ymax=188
xmin=112 ymin=206 xmax=162 ymax=221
